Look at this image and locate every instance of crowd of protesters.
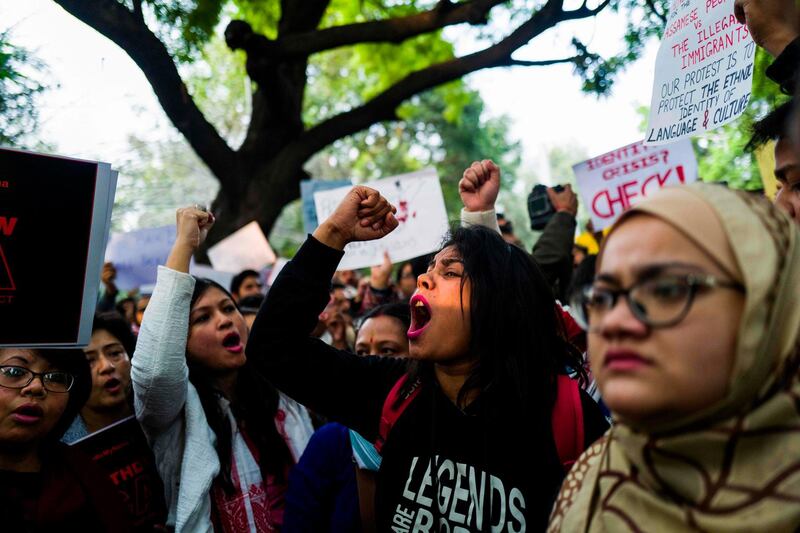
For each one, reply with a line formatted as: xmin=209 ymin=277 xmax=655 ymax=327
xmin=2 ymin=0 xmax=800 ymax=531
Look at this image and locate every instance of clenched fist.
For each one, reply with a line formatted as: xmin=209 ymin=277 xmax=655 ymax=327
xmin=313 ymin=186 xmax=399 ymax=250
xmin=459 ymin=160 xmax=501 ymax=212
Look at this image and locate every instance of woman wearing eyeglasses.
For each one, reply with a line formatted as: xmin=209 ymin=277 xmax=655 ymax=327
xmin=62 ymin=312 xmax=136 ymax=443
xmin=0 ymin=347 xmax=133 ymax=531
xmin=549 ymin=183 xmax=800 ymax=531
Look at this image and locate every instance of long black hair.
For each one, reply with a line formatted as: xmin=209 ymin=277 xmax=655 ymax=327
xmin=37 ymin=348 xmax=92 ymax=444
xmin=189 ymin=278 xmax=292 ymax=493
xmin=401 ymin=225 xmax=586 ymax=413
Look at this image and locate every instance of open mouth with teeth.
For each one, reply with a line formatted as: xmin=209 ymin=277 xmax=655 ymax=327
xmin=222 ymin=332 xmax=243 ymax=353
xmin=408 ymin=295 xmax=432 ymax=340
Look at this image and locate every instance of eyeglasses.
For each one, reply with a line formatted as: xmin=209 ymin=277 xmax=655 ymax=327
xmin=571 ymin=273 xmax=745 ymax=330
xmin=0 ymin=366 xmax=75 ymax=393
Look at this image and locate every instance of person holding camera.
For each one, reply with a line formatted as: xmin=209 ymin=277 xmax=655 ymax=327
xmin=460 ymin=159 xmax=579 ymax=302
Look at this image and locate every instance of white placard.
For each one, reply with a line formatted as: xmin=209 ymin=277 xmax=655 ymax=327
xmin=208 ymin=221 xmax=277 ymax=273
xmin=573 ymin=139 xmax=698 ymax=230
xmin=313 ymin=169 xmax=449 ymax=270
xmin=644 ymin=0 xmax=755 ymax=145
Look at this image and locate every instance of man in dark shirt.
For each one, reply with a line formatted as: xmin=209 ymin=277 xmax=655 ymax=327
xmin=738 ymin=0 xmax=800 ymax=223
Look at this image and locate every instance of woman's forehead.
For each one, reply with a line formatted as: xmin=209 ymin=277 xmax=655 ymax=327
xmin=194 ymin=286 xmax=232 ymax=307
xmin=433 ymin=245 xmax=461 ymax=263
xmin=0 ymin=348 xmax=49 ymax=368
xmin=600 ymin=216 xmax=721 ymax=276
xmin=359 ymin=315 xmax=405 ymax=337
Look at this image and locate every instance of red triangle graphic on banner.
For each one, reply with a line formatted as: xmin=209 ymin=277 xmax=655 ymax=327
xmin=0 ymin=244 xmax=15 ymax=291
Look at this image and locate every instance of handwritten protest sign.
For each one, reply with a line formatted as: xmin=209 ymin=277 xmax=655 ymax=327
xmin=208 ymin=221 xmax=276 ymax=273
xmin=313 ymin=169 xmax=449 ymax=270
xmin=301 ymin=179 xmax=352 ymax=234
xmin=644 ymin=0 xmax=755 ymax=145
xmin=573 ymin=139 xmax=698 ymax=230
xmin=0 ymin=148 xmax=117 ymax=347
xmin=105 ymin=225 xmax=176 ymax=291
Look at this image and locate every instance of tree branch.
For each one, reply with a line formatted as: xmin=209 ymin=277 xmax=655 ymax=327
xmin=502 ymin=56 xmax=581 ymax=67
xmin=227 ymin=0 xmax=506 ymax=60
xmin=561 ymin=0 xmax=612 ymax=20
xmin=132 ymin=0 xmax=144 ymax=23
xmin=52 ymin=0 xmax=239 ymax=190
xmin=275 ymin=0 xmax=593 ymax=172
xmin=279 ymin=0 xmax=331 ymax=35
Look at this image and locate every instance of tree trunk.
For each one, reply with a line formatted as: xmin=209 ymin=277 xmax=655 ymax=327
xmin=195 ymin=156 xmax=307 ymax=263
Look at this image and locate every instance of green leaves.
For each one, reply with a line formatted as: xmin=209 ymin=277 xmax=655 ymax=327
xmin=0 ymin=30 xmax=47 ymax=147
xmin=140 ymin=0 xmax=225 ymax=61
xmin=310 ymin=83 xmax=521 ymax=215
xmin=573 ymin=0 xmax=667 ymax=95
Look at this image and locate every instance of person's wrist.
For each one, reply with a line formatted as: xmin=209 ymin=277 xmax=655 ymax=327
xmin=166 ymin=243 xmax=193 ymax=273
xmin=464 ymin=203 xmax=494 ymax=213
xmin=313 ymin=221 xmax=348 ymax=251
xmin=172 ymin=239 xmax=197 ymax=255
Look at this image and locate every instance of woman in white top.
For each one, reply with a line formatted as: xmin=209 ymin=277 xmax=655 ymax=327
xmin=132 ymin=207 xmax=313 ymax=533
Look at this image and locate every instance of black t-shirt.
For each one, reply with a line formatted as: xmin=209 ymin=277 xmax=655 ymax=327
xmin=249 ymin=236 xmax=609 ymax=531
xmin=377 ymin=383 xmax=607 ymax=532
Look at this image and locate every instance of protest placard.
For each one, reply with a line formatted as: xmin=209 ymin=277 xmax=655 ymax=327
xmin=0 ymin=147 xmax=117 ymax=347
xmin=105 ymin=225 xmax=176 ymax=291
xmin=71 ymin=416 xmax=167 ymax=530
xmin=300 ymin=179 xmax=352 ymax=235
xmin=644 ymin=0 xmax=755 ymax=145
xmin=573 ymin=139 xmax=698 ymax=230
xmin=313 ymin=169 xmax=449 ymax=270
xmin=208 ymin=220 xmax=276 ymax=273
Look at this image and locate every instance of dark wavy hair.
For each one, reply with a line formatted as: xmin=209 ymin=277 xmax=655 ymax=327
xmin=230 ymin=269 xmax=260 ymax=297
xmin=359 ymin=301 xmax=411 ymax=332
xmin=400 ymin=225 xmax=586 ymax=412
xmin=189 ymin=278 xmax=292 ymax=493
xmin=36 ymin=348 xmax=92 ymax=443
xmin=93 ymin=311 xmax=137 ymax=357
xmin=746 ymin=99 xmax=793 ymax=151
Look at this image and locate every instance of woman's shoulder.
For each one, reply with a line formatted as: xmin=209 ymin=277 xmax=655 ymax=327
xmin=304 ymin=422 xmax=352 ymax=458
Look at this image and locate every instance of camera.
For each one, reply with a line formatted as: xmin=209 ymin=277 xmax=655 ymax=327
xmin=527 ymin=184 xmax=564 ymax=231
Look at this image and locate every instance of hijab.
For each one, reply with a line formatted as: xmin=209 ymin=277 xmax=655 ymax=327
xmin=549 ymin=183 xmax=800 ymax=532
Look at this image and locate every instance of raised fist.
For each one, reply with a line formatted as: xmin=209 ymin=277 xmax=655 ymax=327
xmin=459 ymin=160 xmax=501 ymax=212
xmin=314 ymin=186 xmax=398 ymax=250
xmin=174 ymin=206 xmax=215 ymax=251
